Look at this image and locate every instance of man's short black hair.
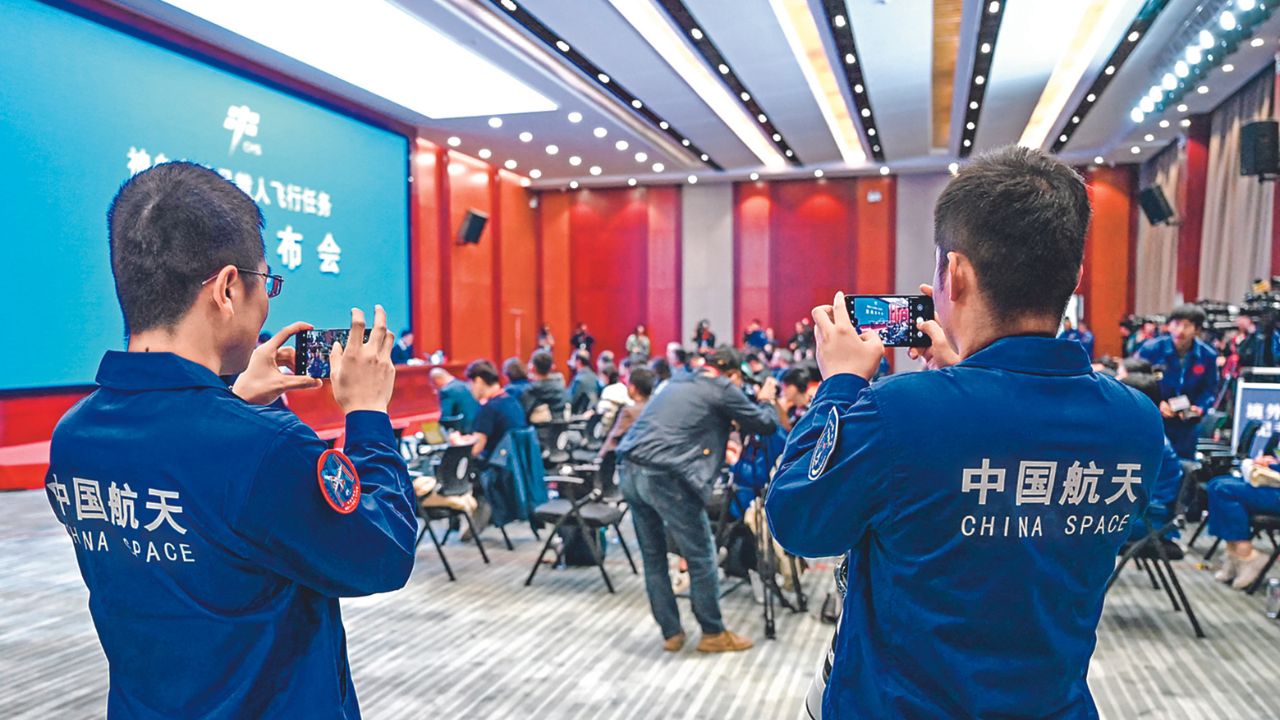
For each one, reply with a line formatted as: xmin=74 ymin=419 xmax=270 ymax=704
xmin=781 ymin=366 xmax=809 ymax=393
xmin=531 ymin=350 xmax=554 ymax=376
xmin=1169 ymin=303 xmax=1207 ymax=329
xmin=629 ymin=367 xmax=656 ymax=398
xmin=934 ymin=146 xmax=1089 ymax=322
xmin=602 ymin=364 xmax=620 ymax=385
xmin=465 ymin=359 xmax=501 ymax=385
xmin=649 ymin=357 xmax=672 ymax=382
xmin=708 ymin=345 xmax=743 ymax=375
xmin=1122 ymin=357 xmax=1154 ymax=375
xmin=1120 ymin=372 xmax=1162 ymax=407
xmin=503 ymin=356 xmax=527 ymax=381
xmin=745 ymin=353 xmax=764 ymax=366
xmin=574 ymin=350 xmax=591 ymax=368
xmin=108 ymin=162 xmax=265 ymax=335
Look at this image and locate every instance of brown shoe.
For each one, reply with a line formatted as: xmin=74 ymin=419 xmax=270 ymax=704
xmin=663 ymin=633 xmax=686 ymax=652
xmin=696 ymin=630 xmax=754 ymax=653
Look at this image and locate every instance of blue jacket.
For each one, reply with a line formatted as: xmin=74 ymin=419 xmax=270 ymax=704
xmin=45 ymin=352 xmax=416 ymax=719
xmin=767 ymin=337 xmax=1164 ymax=719
xmin=1137 ymin=335 xmax=1219 ymax=457
xmin=437 ymin=378 xmax=480 ymax=432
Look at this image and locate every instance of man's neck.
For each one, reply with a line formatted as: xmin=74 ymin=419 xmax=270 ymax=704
xmin=957 ymin=316 xmax=1058 ymax=359
xmin=127 ymin=325 xmax=226 ymax=375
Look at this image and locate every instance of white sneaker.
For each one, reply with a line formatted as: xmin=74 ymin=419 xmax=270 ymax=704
xmin=1214 ymin=554 xmax=1239 ymax=583
xmin=1232 ymin=551 xmax=1271 ymax=590
xmin=672 ymin=570 xmax=690 ymax=595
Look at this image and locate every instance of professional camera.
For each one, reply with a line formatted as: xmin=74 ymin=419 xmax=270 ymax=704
xmin=1239 ymin=277 xmax=1280 ymax=367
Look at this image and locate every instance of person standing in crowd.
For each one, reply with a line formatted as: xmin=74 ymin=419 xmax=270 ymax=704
xmin=598 ymin=367 xmax=654 ymax=459
xmin=390 ymin=329 xmax=415 ymax=364
xmin=502 ymin=356 xmax=531 ymax=403
xmin=626 ymin=324 xmax=652 ymax=363
xmin=568 ymin=350 xmax=601 ymax=415
xmin=521 ymin=349 xmax=569 ymax=422
xmin=596 ymin=349 xmax=616 ymax=377
xmin=430 ymin=367 xmax=480 ymax=433
xmin=536 ymin=323 xmax=555 ymax=353
xmin=45 ymin=162 xmax=416 ymax=719
xmin=767 ymin=147 xmax=1164 ymax=719
xmin=1078 ymin=321 xmax=1095 ymax=359
xmin=649 ymin=356 xmax=673 ymax=394
xmin=617 ymin=346 xmax=780 ymax=654
xmin=597 ymin=364 xmax=629 ymax=429
xmin=666 ymin=341 xmax=691 ymax=375
xmin=1136 ymin=304 xmax=1219 ymax=459
xmin=692 ymin=320 xmax=716 ymax=351
xmin=570 ymin=322 xmax=595 ymax=355
xmin=742 ymin=319 xmax=768 ymax=351
xmin=456 ymin=360 xmax=528 ymax=460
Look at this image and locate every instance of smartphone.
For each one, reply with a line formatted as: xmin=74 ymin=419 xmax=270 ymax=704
xmin=295 ymin=328 xmax=372 ymax=378
xmin=844 ymin=295 xmax=934 ymax=348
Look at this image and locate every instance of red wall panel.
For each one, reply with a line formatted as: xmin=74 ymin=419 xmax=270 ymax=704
xmin=1179 ymin=116 xmax=1209 ymax=301
xmin=568 ymin=188 xmax=650 ymax=360
xmin=645 ymin=186 xmax=682 ymax=350
xmin=734 ymin=182 xmax=773 ymax=336
xmin=769 ymin=178 xmax=858 ymax=334
xmin=1083 ymin=164 xmax=1138 ymax=358
xmin=853 ymin=177 xmax=897 ymax=294
xmin=410 ymin=140 xmax=446 ymax=355
xmin=445 ymin=152 xmax=496 ymax=365
xmin=538 ymin=192 xmax=572 ymax=367
xmin=498 ymin=174 xmax=539 ymax=363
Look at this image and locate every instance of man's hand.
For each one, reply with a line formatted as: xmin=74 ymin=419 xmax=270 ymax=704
xmin=907 ymin=284 xmax=962 ymax=369
xmin=1159 ymin=400 xmax=1175 ymax=419
xmin=757 ymin=376 xmax=779 ymax=403
xmin=331 ymin=306 xmax=397 ymax=414
xmin=812 ymin=291 xmax=885 ymax=381
xmin=232 ymin=322 xmax=323 ymax=405
xmin=1257 ymin=454 xmax=1278 ymax=467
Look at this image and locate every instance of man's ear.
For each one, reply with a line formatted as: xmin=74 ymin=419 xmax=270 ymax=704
xmin=207 ymin=265 xmax=239 ymax=314
xmin=946 ymin=251 xmax=964 ymax=303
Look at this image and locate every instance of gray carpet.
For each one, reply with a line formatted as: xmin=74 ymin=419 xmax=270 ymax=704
xmin=2 ymin=488 xmax=1278 ymax=719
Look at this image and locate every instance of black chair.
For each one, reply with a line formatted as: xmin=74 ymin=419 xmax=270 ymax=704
xmin=533 ymin=421 xmax=572 ymax=470
xmin=1106 ymin=459 xmax=1205 ymax=638
xmin=524 ymin=453 xmax=637 ymax=593
xmin=1187 ymin=419 xmax=1264 ymax=551
xmin=1242 ymin=513 xmax=1280 ymax=594
xmin=411 ymin=470 xmax=457 ymax=581
xmin=417 ymin=445 xmax=492 ymax=567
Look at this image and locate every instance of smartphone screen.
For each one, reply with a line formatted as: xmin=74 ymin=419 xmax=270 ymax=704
xmin=295 ymin=328 xmax=372 ymax=378
xmin=844 ymin=295 xmax=934 ymax=348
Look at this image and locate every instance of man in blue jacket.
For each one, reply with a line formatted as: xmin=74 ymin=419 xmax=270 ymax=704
xmin=45 ymin=162 xmax=417 ymax=719
xmin=767 ymin=147 xmax=1165 ymax=719
xmin=1136 ymin=304 xmax=1219 ymax=458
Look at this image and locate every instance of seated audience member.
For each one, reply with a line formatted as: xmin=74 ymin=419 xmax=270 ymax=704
xmin=390 ymin=329 xmax=415 ymax=364
xmin=1119 ymin=371 xmax=1185 ymax=546
xmin=626 ymin=324 xmax=652 ymax=362
xmin=767 ymin=147 xmax=1163 ymax=719
xmin=770 ymin=348 xmax=794 ymax=380
xmin=1136 ymin=304 xmax=1219 ymax=459
xmin=742 ymin=319 xmax=768 ymax=351
xmin=430 ymin=367 xmax=480 ymax=433
xmin=666 ymin=342 xmax=691 ymax=374
xmin=454 ymin=360 xmax=528 ymax=460
xmin=522 ymin=350 xmax=569 ymax=422
xmin=569 ymin=350 xmax=601 ymax=415
xmin=502 ymin=356 xmax=530 ymax=402
xmin=596 ymin=349 xmax=616 ymax=377
xmin=649 ymin=357 xmax=673 ymax=394
xmin=597 ymin=364 xmax=630 ymax=428
xmin=598 ymin=367 xmax=655 ymax=458
xmin=1207 ymin=458 xmax=1280 ymax=589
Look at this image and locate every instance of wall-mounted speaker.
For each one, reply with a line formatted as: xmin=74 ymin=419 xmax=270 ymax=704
xmin=1138 ymin=185 xmax=1175 ymax=226
xmin=1241 ymin=120 xmax=1280 ymax=177
xmin=457 ymin=209 xmax=488 ymax=245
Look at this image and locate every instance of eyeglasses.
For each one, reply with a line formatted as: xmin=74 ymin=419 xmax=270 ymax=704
xmin=201 ymin=267 xmax=284 ymax=298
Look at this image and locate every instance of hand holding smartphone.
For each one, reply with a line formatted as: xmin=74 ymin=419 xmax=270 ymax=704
xmin=295 ymin=328 xmax=373 ymax=378
xmin=844 ymin=295 xmax=934 ymax=348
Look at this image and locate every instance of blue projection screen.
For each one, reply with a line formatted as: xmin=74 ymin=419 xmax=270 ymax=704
xmin=0 ymin=0 xmax=410 ymax=391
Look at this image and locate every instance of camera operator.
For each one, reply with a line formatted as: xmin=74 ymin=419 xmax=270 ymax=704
xmin=766 ymin=147 xmax=1164 ymax=719
xmin=45 ymin=163 xmax=416 ymax=718
xmin=1136 ymin=304 xmax=1219 ymax=459
xmin=616 ymin=346 xmax=780 ymax=654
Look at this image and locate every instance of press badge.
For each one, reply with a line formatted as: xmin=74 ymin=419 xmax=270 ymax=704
xmin=317 ymin=449 xmax=361 ymax=514
xmin=809 ymin=407 xmax=841 ymax=480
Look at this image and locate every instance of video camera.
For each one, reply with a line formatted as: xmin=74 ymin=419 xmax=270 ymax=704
xmin=1119 ymin=314 xmax=1166 ymax=333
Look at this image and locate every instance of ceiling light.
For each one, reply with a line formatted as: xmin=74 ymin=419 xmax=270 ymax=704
xmin=1162 ymin=73 xmax=1177 ymax=90
xmin=690 ymin=27 xmax=704 ymax=40
xmin=1130 ymin=145 xmax=1140 ymax=154
xmin=593 ymin=127 xmax=608 ymax=138
xmin=447 ymin=136 xmax=461 ymax=147
xmin=975 ymin=75 xmax=985 ymax=85
xmin=546 ymin=144 xmax=559 ymax=155
xmin=520 ymin=177 xmax=530 ymax=187
xmin=659 ymin=121 xmax=670 ymax=129
xmin=488 ymin=117 xmax=503 ymax=128
xmin=1175 ymin=61 xmax=1190 ymax=78
xmin=948 ymin=162 xmax=959 ymax=175
xmin=529 ymin=169 xmax=542 ymax=179
xmin=1159 ymin=119 xmax=1170 ymax=128
xmin=1086 ymin=93 xmax=1096 ymax=102
xmin=980 ymin=42 xmax=992 ymax=54
xmin=966 ymin=121 xmax=976 ymax=130
xmin=1148 ymin=85 xmax=1163 ymax=102
xmin=854 ymin=84 xmax=864 ymax=94
xmin=1252 ymin=37 xmax=1266 ymax=47
xmin=1223 ymin=63 xmax=1235 ymax=72
xmin=1128 ymin=31 xmax=1140 ymax=42
xmin=614 ymin=0 xmax=787 ymax=169
xmin=627 ymin=178 xmax=637 ymax=186
xmin=758 ymin=113 xmax=768 ymax=122
xmin=519 ymin=131 xmax=533 ymax=142
xmin=1130 ymin=108 xmax=1144 ymax=122
xmin=635 ymin=151 xmax=648 ymax=162
xmin=687 ymin=175 xmax=698 ymax=184
xmin=718 ymin=63 xmax=729 ymax=74
xmin=556 ymin=40 xmax=571 ymax=53
xmin=652 ymin=162 xmax=665 ymax=172
xmin=1239 ymin=0 xmax=1257 ymax=10
xmin=769 ymin=0 xmax=866 ymax=164
xmin=1197 ymin=85 xmax=1209 ymax=94
xmin=1071 ymin=116 xmax=1080 ymax=124
xmin=833 ymin=14 xmax=846 ymax=27
xmin=741 ymin=92 xmax=751 ymax=101
xmin=814 ymin=169 xmax=825 ymax=178
xmin=589 ymin=165 xmax=602 ymax=176
xmin=631 ymin=99 xmax=643 ymax=109
xmin=963 ymin=139 xmax=972 ymax=147
xmin=1059 ymin=134 xmax=1068 ymax=142
xmin=750 ymin=172 xmax=760 ymax=181
xmin=567 ymin=111 xmax=583 ymax=123
xmin=1187 ymin=46 xmax=1203 ymax=64
xmin=569 ymin=156 xmax=582 ymax=166
xmin=616 ymin=140 xmax=629 ymax=151
xmin=569 ymin=180 xmax=579 ymax=189
xmin=1199 ymin=30 xmax=1214 ymax=49
xmin=1139 ymin=97 xmax=1154 ymax=113
xmin=868 ymin=128 xmax=876 ymax=136
xmin=870 ymin=146 xmax=877 ymax=152
xmin=597 ymin=73 xmax=610 ymax=83
xmin=479 ymin=148 xmax=492 ymax=159
xmin=700 ymin=153 xmax=710 ymax=161
xmin=1144 ymin=133 xmax=1154 ymax=142
xmin=505 ymin=159 xmax=518 ymax=169
xmin=1180 ymin=118 xmax=1192 ymax=127
xmin=988 ymin=1 xmax=1000 ymax=13
xmin=772 ymin=133 xmax=782 ymax=141
xmin=861 ymin=108 xmax=871 ymax=117
xmin=161 ymin=0 xmax=557 ymax=119
xmin=1104 ymin=65 xmax=1115 ymax=75
xmin=1220 ymin=11 xmax=1236 ymax=31
xmin=681 ymin=139 xmax=690 ymax=146
xmin=879 ymin=166 xmax=891 ymax=175
xmin=1093 ymin=155 xmax=1104 ymax=164
xmin=1177 ymin=103 xmax=1188 ymax=112
xmin=970 ymin=101 xmax=979 ymax=110
xmin=500 ymin=0 xmax=516 ymax=11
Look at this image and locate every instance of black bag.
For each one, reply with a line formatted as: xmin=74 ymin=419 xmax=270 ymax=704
xmin=559 ymin=525 xmax=607 ymax=566
xmin=721 ymin=522 xmax=758 ymax=580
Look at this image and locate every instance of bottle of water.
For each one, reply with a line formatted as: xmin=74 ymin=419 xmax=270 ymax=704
xmin=1266 ymin=578 xmax=1280 ymax=620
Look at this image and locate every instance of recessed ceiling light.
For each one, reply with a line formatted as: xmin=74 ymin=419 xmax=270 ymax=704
xmin=833 ymin=14 xmax=846 ymax=27
xmin=1159 ymin=119 xmax=1170 ymax=128
xmin=447 ymin=136 xmax=461 ymax=147
xmin=966 ymin=121 xmax=976 ymax=130
xmin=980 ymin=42 xmax=991 ymax=54
xmin=741 ymin=92 xmax=751 ymax=101
xmin=691 ymin=27 xmax=704 ymax=40
xmin=1144 ymin=133 xmax=1154 ymax=142
xmin=1128 ymin=30 xmax=1140 ymax=42
xmin=963 ymin=139 xmax=972 ymax=147
xmin=1177 ymin=103 xmax=1188 ymax=112
xmin=1220 ymin=10 xmax=1236 ymax=31
xmin=1180 ymin=118 xmax=1192 ymax=127
xmin=772 ymin=133 xmax=782 ymax=141
xmin=593 ymin=127 xmax=608 ymax=138
xmin=868 ymin=128 xmax=876 ymax=137
xmin=845 ymin=53 xmax=856 ymax=65
xmin=1197 ymin=85 xmax=1209 ymax=94
xmin=854 ymin=84 xmax=864 ymax=94
xmin=488 ymin=117 xmax=503 ymax=128
xmin=652 ymin=162 xmax=665 ymax=172
xmin=1239 ymin=0 xmax=1257 ymax=12
xmin=500 ymin=0 xmax=516 ymax=11
xmin=635 ymin=152 xmax=648 ymax=162
xmin=505 ymin=159 xmax=518 ymax=169
xmin=1187 ymin=46 xmax=1203 ymax=64
xmin=569 ymin=180 xmax=579 ymax=189
xmin=1071 ymin=116 xmax=1079 ymax=124
xmin=681 ymin=139 xmax=691 ymax=146
xmin=814 ymin=169 xmax=824 ymax=177
xmin=687 ymin=175 xmax=698 ymax=184
xmin=700 ymin=153 xmax=709 ymax=161
xmin=520 ymin=177 xmax=530 ymax=187
xmin=1175 ymin=61 xmax=1190 ymax=78
xmin=948 ymin=162 xmax=959 ymax=175
xmin=750 ymin=172 xmax=760 ymax=181
xmin=631 ymin=99 xmax=643 ymax=109
xmin=1199 ymin=29 xmax=1214 ymax=49
xmin=1093 ymin=155 xmax=1104 ymax=165
xmin=567 ymin=111 xmax=583 ymax=123
xmin=659 ymin=121 xmax=670 ymax=130
xmin=758 ymin=113 xmax=768 ymax=122
xmin=879 ymin=166 xmax=890 ymax=175
xmin=871 ymin=145 xmax=879 ymax=152
xmin=970 ymin=101 xmax=979 ymax=110
xmin=974 ymin=75 xmax=985 ymax=85
xmin=1059 ymin=134 xmax=1068 ymax=142
xmin=1162 ymin=73 xmax=1177 ymax=90
xmin=556 ymin=40 xmax=571 ymax=53
xmin=597 ymin=73 xmax=610 ymax=83
xmin=718 ymin=63 xmax=729 ymax=74
xmin=546 ymin=144 xmax=559 ymax=155
xmin=627 ymin=178 xmax=637 ymax=186
xmin=861 ymin=108 xmax=871 ymax=117
xmin=568 ymin=156 xmax=582 ymax=166
xmin=519 ymin=131 xmax=533 ymax=142
xmin=988 ymin=1 xmax=999 ymax=13
xmin=1131 ymin=107 xmax=1144 ymax=122
xmin=1104 ymin=65 xmax=1115 ymax=75
xmin=1086 ymin=93 xmax=1096 ymax=102
xmin=478 ymin=148 xmax=492 ymax=159
xmin=616 ymin=140 xmax=629 ymax=151
xmin=529 ymin=169 xmax=542 ymax=179
xmin=589 ymin=165 xmax=602 ymax=176
xmin=1252 ymin=37 xmax=1266 ymax=47
xmin=1130 ymin=145 xmax=1141 ymax=154
xmin=1223 ymin=63 xmax=1235 ymax=73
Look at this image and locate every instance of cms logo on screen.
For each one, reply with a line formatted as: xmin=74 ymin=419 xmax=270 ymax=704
xmin=223 ymin=104 xmax=263 ymax=157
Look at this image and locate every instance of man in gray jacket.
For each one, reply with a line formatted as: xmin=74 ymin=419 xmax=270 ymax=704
xmin=617 ymin=345 xmax=780 ymax=653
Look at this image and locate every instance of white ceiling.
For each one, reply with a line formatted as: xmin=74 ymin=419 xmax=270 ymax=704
xmin=108 ymin=0 xmax=1280 ymax=186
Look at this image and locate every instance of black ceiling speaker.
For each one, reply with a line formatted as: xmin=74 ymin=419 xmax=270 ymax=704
xmin=1241 ymin=120 xmax=1280 ymax=177
xmin=1138 ymin=185 xmax=1175 ymax=226
xmin=457 ymin=209 xmax=488 ymax=245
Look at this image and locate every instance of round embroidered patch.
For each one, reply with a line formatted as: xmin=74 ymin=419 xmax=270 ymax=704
xmin=1193 ymin=364 xmax=1205 ymax=376
xmin=809 ymin=407 xmax=841 ymax=480
xmin=317 ymin=449 xmax=361 ymax=514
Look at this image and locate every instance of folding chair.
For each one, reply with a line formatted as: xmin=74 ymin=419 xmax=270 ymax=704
xmin=1106 ymin=459 xmax=1205 ymax=638
xmin=524 ymin=453 xmax=637 ymax=593
xmin=533 ymin=420 xmax=572 ymax=470
xmin=419 ymin=445 xmax=495 ymax=566
xmin=1243 ymin=513 xmax=1280 ymax=594
xmin=411 ymin=473 xmax=457 ymax=581
xmin=1188 ymin=419 xmax=1264 ymax=552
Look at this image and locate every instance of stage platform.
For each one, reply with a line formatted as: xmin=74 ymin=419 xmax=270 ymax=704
xmin=2 ymin=489 xmax=1277 ymax=719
